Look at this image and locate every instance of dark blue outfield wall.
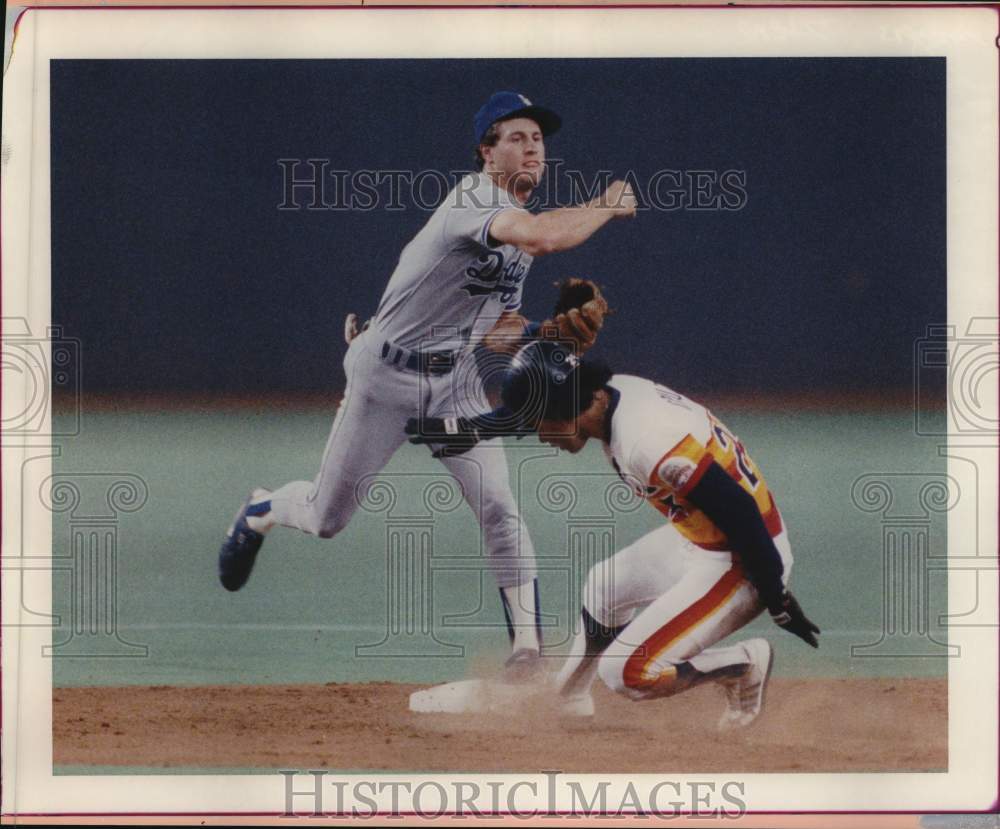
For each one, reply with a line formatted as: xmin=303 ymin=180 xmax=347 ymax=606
xmin=50 ymin=58 xmax=945 ymax=397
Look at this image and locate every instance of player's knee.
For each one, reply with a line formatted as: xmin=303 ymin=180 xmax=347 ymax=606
xmin=597 ymin=654 xmax=629 ymax=696
xmin=314 ymin=510 xmax=349 ymax=539
xmin=598 ymin=652 xmax=669 ymax=701
xmin=482 ymin=511 xmax=525 ymax=552
xmin=598 ymin=659 xmax=645 ymax=701
xmin=316 ymin=521 xmax=344 ymax=539
xmin=482 ymin=504 xmax=520 ymax=535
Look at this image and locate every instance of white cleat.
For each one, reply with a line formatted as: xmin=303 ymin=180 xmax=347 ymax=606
xmin=717 ymin=638 xmax=773 ymax=731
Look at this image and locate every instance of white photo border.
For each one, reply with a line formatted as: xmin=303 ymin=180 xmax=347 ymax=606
xmin=1 ymin=3 xmax=997 ymax=817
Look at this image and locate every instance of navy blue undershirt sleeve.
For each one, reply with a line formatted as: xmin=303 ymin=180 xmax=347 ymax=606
xmin=683 ymin=461 xmax=785 ymax=610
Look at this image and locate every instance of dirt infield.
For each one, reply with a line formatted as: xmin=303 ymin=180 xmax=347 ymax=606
xmin=54 ymin=677 xmax=946 ymax=773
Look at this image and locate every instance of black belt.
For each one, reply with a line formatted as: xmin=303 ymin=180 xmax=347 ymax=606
xmin=380 ymin=341 xmax=456 ymax=375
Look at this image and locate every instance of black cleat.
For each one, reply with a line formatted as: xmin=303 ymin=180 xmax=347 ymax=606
xmin=218 ymin=494 xmax=266 ymax=591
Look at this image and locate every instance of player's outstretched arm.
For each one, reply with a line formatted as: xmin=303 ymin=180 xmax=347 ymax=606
xmin=490 ymin=180 xmax=636 ymax=257
xmin=680 ymin=460 xmax=821 ymax=648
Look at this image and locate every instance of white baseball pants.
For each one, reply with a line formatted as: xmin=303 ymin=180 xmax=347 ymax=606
xmin=266 ymin=328 xmax=537 ymax=589
xmin=556 ymin=522 xmax=793 ymax=700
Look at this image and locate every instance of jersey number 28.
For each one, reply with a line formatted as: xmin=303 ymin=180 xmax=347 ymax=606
xmin=710 ymin=418 xmax=760 ymax=490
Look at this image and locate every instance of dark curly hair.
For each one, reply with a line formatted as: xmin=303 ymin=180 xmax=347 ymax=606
xmin=565 ymin=357 xmax=615 ymax=421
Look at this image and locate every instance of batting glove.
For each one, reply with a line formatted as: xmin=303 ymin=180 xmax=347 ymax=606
xmin=768 ymin=590 xmax=821 ymax=648
xmin=405 ymin=416 xmax=481 ymax=458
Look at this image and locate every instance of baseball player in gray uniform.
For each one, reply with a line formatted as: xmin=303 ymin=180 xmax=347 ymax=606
xmin=218 ymin=91 xmax=636 ymax=672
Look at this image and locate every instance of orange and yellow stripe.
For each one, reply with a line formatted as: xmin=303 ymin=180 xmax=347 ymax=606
xmin=622 ymin=564 xmax=745 ymax=691
xmin=645 ymin=431 xmax=782 ymax=552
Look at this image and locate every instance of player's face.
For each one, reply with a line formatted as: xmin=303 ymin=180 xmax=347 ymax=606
xmin=537 ymin=417 xmax=588 ymax=453
xmin=485 ymin=117 xmax=546 ymax=195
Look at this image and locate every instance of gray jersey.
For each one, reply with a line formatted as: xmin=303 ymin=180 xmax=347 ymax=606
xmin=373 ymin=172 xmax=534 ymax=350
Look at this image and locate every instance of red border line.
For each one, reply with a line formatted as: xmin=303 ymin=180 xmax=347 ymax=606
xmin=0 ymin=811 xmax=961 ymax=818
xmin=2 ymin=1 xmax=998 ymax=820
xmin=10 ymin=3 xmax=1000 ymax=9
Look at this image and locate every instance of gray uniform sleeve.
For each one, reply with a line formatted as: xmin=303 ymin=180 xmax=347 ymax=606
xmin=444 ymin=203 xmax=517 ymax=250
xmin=442 ymin=180 xmax=520 ymax=250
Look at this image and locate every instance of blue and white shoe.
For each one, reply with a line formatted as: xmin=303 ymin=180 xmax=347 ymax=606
xmin=218 ymin=490 xmax=271 ymax=591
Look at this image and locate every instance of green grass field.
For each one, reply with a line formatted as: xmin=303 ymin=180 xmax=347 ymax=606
xmin=49 ymin=404 xmax=949 ymax=688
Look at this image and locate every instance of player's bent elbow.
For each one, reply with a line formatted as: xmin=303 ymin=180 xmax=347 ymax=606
xmin=492 ymin=213 xmax=557 ymax=257
xmin=503 ymin=231 xmax=555 ymax=257
xmin=512 ymin=221 xmax=562 ymax=257
xmin=520 ymin=233 xmax=559 ymax=257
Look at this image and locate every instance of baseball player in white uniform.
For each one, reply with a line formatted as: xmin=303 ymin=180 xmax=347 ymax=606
xmin=218 ymin=92 xmax=636 ymax=672
xmin=409 ymin=340 xmax=820 ymax=725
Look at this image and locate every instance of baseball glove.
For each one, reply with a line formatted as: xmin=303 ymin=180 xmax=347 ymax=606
xmin=549 ymin=278 xmax=609 ymax=352
xmin=405 ymin=416 xmax=483 ymax=459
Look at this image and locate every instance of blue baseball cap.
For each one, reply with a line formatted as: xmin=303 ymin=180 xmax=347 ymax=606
xmin=474 ymin=91 xmax=561 ymax=144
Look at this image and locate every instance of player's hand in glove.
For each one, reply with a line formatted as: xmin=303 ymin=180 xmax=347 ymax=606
xmin=545 ymin=278 xmax=610 ymax=353
xmin=405 ymin=416 xmax=482 ymax=459
xmin=768 ymin=590 xmax=820 ymax=648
